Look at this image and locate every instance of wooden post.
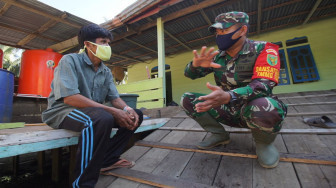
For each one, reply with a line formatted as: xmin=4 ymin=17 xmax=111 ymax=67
xmin=157 ymin=17 xmax=166 ymax=106
xmin=51 ymin=148 xmax=62 ymax=182
xmin=69 ymin=145 xmax=77 ymax=185
xmin=12 ymin=155 xmax=19 ymax=177
xmin=37 ymin=151 xmax=45 ymax=175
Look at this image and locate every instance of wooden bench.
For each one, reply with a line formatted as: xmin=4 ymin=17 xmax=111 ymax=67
xmin=0 ymin=118 xmax=169 ymax=182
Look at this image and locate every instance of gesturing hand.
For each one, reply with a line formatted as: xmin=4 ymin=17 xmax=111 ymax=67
xmin=192 ymin=46 xmax=221 ymax=68
xmin=195 ymin=82 xmax=231 ymax=112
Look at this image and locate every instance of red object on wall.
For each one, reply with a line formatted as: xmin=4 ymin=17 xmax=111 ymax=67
xmin=18 ymin=48 xmax=62 ymax=97
xmin=0 ymin=48 xmax=3 ymax=69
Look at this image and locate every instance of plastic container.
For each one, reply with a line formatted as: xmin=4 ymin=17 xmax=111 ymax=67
xmin=120 ymin=94 xmax=139 ymax=109
xmin=0 ymin=68 xmax=14 ymax=123
xmin=18 ymin=48 xmax=62 ymax=97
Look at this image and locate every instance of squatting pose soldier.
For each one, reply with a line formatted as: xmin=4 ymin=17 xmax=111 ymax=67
xmin=180 ymin=11 xmax=287 ymax=168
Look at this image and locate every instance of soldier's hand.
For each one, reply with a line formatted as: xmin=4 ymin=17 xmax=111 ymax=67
xmin=192 ymin=46 xmax=221 ymax=68
xmin=195 ymin=82 xmax=231 ymax=112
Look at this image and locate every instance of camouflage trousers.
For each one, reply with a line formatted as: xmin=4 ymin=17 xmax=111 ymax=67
xmin=180 ymin=92 xmax=287 ymax=133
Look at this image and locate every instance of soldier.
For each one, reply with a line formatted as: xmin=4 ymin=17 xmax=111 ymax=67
xmin=180 ymin=11 xmax=287 ymax=168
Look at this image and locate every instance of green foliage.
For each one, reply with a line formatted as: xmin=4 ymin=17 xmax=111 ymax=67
xmin=0 ymin=44 xmax=24 ymax=77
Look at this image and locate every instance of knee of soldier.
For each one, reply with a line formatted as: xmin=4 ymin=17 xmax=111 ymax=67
xmin=241 ymin=97 xmax=285 ymax=132
xmin=180 ymin=92 xmax=197 ymax=113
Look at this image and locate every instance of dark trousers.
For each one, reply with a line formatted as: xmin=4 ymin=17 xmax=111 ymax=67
xmin=59 ymin=107 xmax=143 ymax=188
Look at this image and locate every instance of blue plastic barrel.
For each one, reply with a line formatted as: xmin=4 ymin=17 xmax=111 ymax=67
xmin=0 ymin=69 xmax=14 ymax=123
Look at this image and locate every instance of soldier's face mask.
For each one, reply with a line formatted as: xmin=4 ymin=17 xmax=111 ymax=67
xmin=86 ymin=41 xmax=112 ymax=61
xmin=216 ymin=26 xmax=242 ymax=51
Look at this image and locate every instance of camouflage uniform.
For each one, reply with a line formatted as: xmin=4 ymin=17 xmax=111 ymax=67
xmin=180 ymin=12 xmax=287 ymax=133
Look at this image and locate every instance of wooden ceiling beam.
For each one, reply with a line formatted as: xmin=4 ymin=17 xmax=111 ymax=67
xmin=123 ymin=38 xmax=157 ymax=53
xmin=17 ymin=13 xmax=67 ymax=46
xmin=302 ymin=0 xmax=323 ymax=25
xmin=193 ymin=0 xmax=212 ymax=25
xmin=111 ymin=53 xmax=144 ymax=63
xmin=0 ymin=22 xmax=60 ymax=43
xmin=0 ymin=3 xmax=11 ymax=16
xmin=117 ymin=2 xmax=336 ymax=57
xmin=112 ymin=10 xmax=336 ymax=67
xmin=164 ymin=30 xmax=191 ymax=50
xmin=112 ymin=0 xmax=239 ymax=42
xmin=2 ymin=0 xmax=81 ymax=28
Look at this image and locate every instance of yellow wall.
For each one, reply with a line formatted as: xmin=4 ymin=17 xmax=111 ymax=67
xmin=126 ymin=17 xmax=336 ymax=105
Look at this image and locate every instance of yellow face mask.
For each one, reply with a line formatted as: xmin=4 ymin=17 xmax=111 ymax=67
xmin=83 ymin=41 xmax=112 ymax=61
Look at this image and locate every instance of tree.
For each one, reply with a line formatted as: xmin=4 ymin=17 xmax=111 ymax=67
xmin=0 ymin=44 xmax=24 ymax=77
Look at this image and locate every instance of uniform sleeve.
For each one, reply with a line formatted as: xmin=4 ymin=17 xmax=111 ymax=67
xmin=228 ymin=43 xmax=280 ymax=104
xmin=184 ymin=61 xmax=214 ymax=79
xmin=53 ymin=55 xmax=80 ymax=101
xmin=105 ymin=69 xmax=120 ymax=101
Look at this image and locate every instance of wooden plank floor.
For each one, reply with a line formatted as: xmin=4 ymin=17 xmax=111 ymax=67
xmin=97 ymin=90 xmax=336 ymax=188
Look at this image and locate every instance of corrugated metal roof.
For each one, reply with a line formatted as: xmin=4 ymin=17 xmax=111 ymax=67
xmin=100 ymin=0 xmax=336 ymax=67
xmin=0 ymin=0 xmax=92 ymax=49
xmin=1 ymin=0 xmax=335 ymax=68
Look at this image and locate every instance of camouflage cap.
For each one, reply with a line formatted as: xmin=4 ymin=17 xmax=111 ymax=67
xmin=209 ymin=11 xmax=249 ymax=33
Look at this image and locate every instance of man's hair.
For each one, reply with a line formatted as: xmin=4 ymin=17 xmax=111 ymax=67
xmin=78 ymin=24 xmax=113 ymax=48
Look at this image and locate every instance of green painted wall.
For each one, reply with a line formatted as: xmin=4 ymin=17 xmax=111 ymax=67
xmin=126 ymin=17 xmax=336 ymax=105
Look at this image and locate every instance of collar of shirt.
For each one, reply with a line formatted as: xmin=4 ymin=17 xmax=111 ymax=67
xmin=80 ymin=52 xmax=107 ymax=73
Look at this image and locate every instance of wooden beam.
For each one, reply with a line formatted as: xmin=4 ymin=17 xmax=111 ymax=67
xmin=37 ymin=151 xmax=45 ymax=175
xmin=17 ymin=13 xmax=67 ymax=46
xmin=287 ymin=101 xmax=336 ymax=106
xmin=193 ymin=0 xmax=212 ymax=25
xmin=302 ymin=0 xmax=323 ymax=25
xmin=135 ymin=140 xmax=336 ymax=166
xmin=257 ymin=0 xmax=262 ymax=35
xmin=51 ymin=148 xmax=62 ymax=182
xmin=48 ymin=36 xmax=78 ymax=52
xmin=287 ymin=111 xmax=336 ymax=117
xmin=123 ymin=38 xmax=157 ymax=53
xmin=2 ymin=0 xmax=81 ymax=28
xmin=102 ymin=168 xmax=214 ymax=188
xmin=103 ymin=2 xmax=336 ymax=66
xmin=158 ymin=127 xmax=336 ymax=135
xmin=112 ymin=0 xmax=238 ymax=42
xmin=0 ymin=22 xmax=60 ymax=43
xmin=173 ymin=111 xmax=336 ymax=118
xmin=0 ymin=2 xmax=11 ymax=16
xmin=164 ymin=30 xmax=191 ymax=50
xmin=112 ymin=53 xmax=144 ymax=63
xmin=279 ymin=93 xmax=336 ymax=100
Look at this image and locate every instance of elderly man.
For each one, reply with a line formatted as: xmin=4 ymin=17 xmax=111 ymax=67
xmin=42 ymin=24 xmax=143 ymax=187
xmin=180 ymin=12 xmax=287 ymax=168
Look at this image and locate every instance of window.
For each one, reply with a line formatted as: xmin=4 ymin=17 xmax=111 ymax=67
xmin=278 ymin=49 xmax=290 ymax=85
xmin=272 ymin=36 xmax=319 ymax=85
xmin=286 ymin=45 xmax=319 ymax=83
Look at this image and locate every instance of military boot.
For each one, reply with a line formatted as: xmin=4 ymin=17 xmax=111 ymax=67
xmin=195 ymin=113 xmax=230 ymax=149
xmin=252 ymin=130 xmax=279 ymax=168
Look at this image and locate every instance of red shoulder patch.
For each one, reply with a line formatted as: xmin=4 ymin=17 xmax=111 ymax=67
xmin=252 ymin=42 xmax=280 ymax=83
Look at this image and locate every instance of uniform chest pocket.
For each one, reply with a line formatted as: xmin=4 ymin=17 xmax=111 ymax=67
xmin=234 ymin=55 xmax=256 ymax=82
